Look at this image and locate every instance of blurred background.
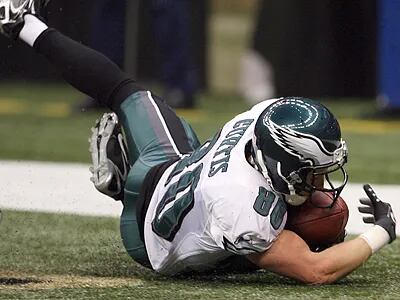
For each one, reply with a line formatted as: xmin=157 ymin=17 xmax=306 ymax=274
xmin=0 ymin=0 xmax=399 ymax=184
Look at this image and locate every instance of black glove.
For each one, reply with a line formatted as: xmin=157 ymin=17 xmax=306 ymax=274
xmin=358 ymin=184 xmax=397 ymax=243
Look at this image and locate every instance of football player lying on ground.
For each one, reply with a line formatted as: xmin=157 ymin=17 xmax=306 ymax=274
xmin=1 ymin=0 xmax=396 ymax=285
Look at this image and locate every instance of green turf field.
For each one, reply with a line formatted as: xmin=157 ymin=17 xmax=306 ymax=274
xmin=0 ymin=210 xmax=398 ymax=299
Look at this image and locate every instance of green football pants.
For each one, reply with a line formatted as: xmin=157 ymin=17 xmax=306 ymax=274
xmin=115 ymin=90 xmax=200 ymax=267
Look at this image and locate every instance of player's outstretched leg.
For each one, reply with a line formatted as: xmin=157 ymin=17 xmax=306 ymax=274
xmin=0 ymin=0 xmax=49 ymax=39
xmin=89 ymin=112 xmax=129 ymax=201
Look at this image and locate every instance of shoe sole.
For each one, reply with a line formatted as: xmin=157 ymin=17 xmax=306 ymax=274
xmin=89 ymin=113 xmax=119 ymax=192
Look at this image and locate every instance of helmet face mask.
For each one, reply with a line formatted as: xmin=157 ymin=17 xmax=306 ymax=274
xmin=290 ymin=157 xmax=348 ymax=208
xmin=252 ymin=97 xmax=348 ymax=206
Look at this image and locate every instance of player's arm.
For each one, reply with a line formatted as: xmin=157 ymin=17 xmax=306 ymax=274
xmin=247 ymin=184 xmax=397 ymax=284
xmin=247 ymin=229 xmax=371 ymax=284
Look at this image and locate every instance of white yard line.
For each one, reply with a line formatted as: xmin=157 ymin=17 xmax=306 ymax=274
xmin=0 ymin=160 xmax=399 ymax=235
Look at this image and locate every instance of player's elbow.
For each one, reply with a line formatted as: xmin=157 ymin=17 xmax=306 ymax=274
xmin=303 ymin=271 xmax=335 ymax=285
xmin=303 ymin=260 xmax=338 ymax=285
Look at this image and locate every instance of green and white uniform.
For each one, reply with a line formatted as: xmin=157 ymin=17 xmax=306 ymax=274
xmin=141 ymin=99 xmax=287 ymax=274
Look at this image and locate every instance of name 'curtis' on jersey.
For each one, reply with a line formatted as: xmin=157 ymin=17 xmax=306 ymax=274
xmin=208 ymin=118 xmax=254 ymax=177
xmin=143 ymin=99 xmax=287 ymax=275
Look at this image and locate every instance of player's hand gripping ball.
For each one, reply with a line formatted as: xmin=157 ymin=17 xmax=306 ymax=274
xmin=285 ymin=191 xmax=349 ymax=251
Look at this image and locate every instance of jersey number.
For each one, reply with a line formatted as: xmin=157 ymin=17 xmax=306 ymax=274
xmin=152 ymin=164 xmax=203 ymax=241
xmin=253 ymin=187 xmax=286 ymax=230
xmin=165 ymin=131 xmax=220 ymax=185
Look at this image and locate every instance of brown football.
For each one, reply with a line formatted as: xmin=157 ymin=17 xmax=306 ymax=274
xmin=285 ymin=191 xmax=349 ymax=248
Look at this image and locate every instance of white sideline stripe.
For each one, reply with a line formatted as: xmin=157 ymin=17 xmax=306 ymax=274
xmin=0 ymin=160 xmax=399 ymax=236
xmin=0 ymin=160 xmax=122 ymax=217
xmin=147 ymin=91 xmax=182 ymax=157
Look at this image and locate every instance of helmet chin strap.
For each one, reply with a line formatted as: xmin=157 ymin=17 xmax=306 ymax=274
xmin=276 ymin=162 xmax=307 ymax=206
xmin=285 ymin=189 xmax=307 ymax=206
xmin=255 ymin=148 xmax=307 ymax=206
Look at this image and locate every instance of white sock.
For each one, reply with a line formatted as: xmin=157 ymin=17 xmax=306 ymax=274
xmin=19 ymin=14 xmax=48 ymax=47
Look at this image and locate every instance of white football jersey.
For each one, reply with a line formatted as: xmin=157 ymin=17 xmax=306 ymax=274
xmin=144 ymin=99 xmax=287 ymax=274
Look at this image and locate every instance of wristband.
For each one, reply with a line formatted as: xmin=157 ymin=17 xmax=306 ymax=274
xmin=359 ymin=225 xmax=390 ymax=254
